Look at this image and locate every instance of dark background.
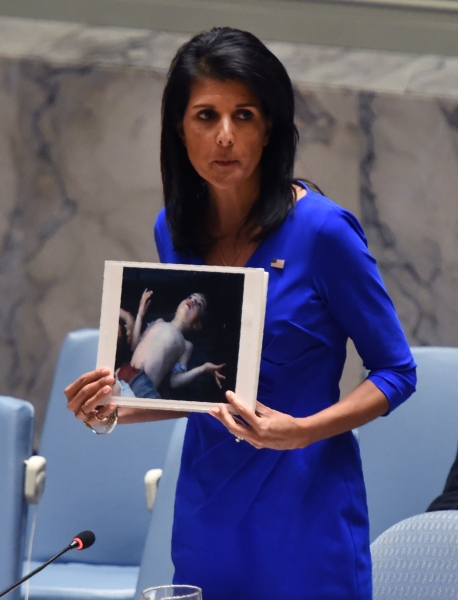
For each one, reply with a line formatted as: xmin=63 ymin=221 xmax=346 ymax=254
xmin=118 ymin=266 xmax=245 ymax=403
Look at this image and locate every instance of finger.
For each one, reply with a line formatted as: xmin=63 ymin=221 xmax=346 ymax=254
xmin=209 ymin=405 xmax=262 ymax=447
xmin=214 ymin=374 xmax=222 ymax=389
xmin=77 ymin=387 xmax=112 ymax=419
xmin=254 ymin=400 xmax=272 ymax=417
xmin=225 ymin=391 xmax=260 ymax=428
xmin=89 ymin=402 xmax=117 ymax=423
xmin=210 ymin=403 xmax=250 ymax=438
xmin=69 ymin=377 xmax=114 ymax=417
xmin=64 ymin=368 xmax=110 ymax=402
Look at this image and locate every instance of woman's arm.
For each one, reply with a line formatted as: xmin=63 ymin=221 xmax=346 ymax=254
xmin=211 ymin=207 xmax=416 ymax=449
xmin=210 ymin=380 xmax=388 ymax=450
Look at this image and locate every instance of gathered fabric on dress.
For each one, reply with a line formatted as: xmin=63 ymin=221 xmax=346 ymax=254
xmin=154 ymin=183 xmax=416 ymax=600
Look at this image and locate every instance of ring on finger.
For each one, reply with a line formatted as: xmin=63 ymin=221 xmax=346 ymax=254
xmin=235 ymin=436 xmax=244 ymax=442
xmin=95 ymin=411 xmax=109 ymax=423
xmin=81 ymin=406 xmax=95 ymax=419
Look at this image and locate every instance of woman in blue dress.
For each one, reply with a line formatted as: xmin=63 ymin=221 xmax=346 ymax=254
xmin=66 ymin=27 xmax=416 ymax=600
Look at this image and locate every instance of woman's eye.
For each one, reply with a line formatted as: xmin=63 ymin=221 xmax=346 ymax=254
xmin=197 ymin=110 xmax=214 ymax=120
xmin=237 ymin=110 xmax=254 ymax=121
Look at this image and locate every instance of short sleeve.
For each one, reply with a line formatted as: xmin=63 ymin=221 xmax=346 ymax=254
xmin=311 ymin=207 xmax=416 ymax=413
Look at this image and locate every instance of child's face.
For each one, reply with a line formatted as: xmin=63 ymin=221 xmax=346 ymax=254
xmin=175 ymin=293 xmax=206 ymax=330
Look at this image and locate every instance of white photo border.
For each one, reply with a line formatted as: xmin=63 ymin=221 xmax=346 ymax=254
xmin=97 ymin=260 xmax=268 ymax=413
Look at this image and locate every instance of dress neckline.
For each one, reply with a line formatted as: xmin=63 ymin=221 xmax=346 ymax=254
xmin=196 ymin=180 xmax=310 ymax=268
xmin=243 ymin=180 xmax=309 ymax=268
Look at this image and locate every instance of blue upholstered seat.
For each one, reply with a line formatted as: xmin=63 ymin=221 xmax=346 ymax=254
xmin=23 ymin=329 xmax=175 ymax=600
xmin=0 ymin=396 xmax=34 ymax=600
xmin=359 ymin=346 xmax=458 ymax=541
xmin=134 ymin=418 xmax=187 ymax=598
xmin=371 ymin=511 xmax=458 ymax=599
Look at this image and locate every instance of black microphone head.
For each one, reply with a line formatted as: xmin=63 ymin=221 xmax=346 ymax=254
xmin=72 ymin=530 xmax=96 ymax=550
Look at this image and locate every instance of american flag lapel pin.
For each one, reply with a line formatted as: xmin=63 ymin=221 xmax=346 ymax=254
xmin=270 ymin=258 xmax=285 ymax=269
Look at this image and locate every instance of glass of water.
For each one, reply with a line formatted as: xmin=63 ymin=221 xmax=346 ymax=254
xmin=141 ymin=585 xmax=202 ymax=600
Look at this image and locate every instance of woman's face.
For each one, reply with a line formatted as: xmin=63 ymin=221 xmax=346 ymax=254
xmin=179 ymin=78 xmax=271 ymax=193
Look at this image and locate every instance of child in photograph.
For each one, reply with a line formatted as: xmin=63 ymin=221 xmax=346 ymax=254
xmin=115 ymin=288 xmax=225 ymax=398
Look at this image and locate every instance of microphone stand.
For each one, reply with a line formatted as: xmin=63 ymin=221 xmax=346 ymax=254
xmin=0 ymin=543 xmax=75 ymax=598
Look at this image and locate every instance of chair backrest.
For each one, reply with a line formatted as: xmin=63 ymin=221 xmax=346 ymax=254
xmin=359 ymin=347 xmax=458 ymax=541
xmin=31 ymin=329 xmax=176 ymax=566
xmin=0 ymin=396 xmax=34 ymax=600
xmin=371 ymin=511 xmax=458 ymax=599
xmin=135 ymin=418 xmax=187 ymax=598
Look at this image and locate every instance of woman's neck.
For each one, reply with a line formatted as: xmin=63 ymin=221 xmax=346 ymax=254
xmin=207 ymin=178 xmax=260 ymax=239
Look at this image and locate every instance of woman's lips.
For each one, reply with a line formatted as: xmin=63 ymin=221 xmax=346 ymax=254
xmin=213 ymin=160 xmax=238 ymax=167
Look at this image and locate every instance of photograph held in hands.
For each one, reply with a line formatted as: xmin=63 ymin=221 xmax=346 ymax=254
xmin=97 ymin=261 xmax=268 ymax=413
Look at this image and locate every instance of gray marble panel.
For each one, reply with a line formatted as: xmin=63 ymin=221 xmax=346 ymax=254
xmin=0 ymin=59 xmax=164 ymax=438
xmin=359 ymin=91 xmax=458 ymax=346
xmin=2 ymin=16 xmax=458 ymax=97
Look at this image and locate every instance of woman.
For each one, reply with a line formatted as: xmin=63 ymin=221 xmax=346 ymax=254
xmin=66 ymin=27 xmax=416 ymax=600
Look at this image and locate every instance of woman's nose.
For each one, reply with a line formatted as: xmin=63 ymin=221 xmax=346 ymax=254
xmin=216 ymin=118 xmax=234 ymax=147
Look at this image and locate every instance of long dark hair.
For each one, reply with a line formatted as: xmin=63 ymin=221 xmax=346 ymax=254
xmin=161 ymin=27 xmax=299 ymax=256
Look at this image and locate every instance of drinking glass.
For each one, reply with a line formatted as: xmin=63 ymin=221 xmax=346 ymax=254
xmin=141 ymin=585 xmax=203 ymax=600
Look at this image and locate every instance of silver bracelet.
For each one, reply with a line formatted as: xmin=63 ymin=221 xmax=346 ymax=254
xmin=84 ymin=408 xmax=118 ymax=435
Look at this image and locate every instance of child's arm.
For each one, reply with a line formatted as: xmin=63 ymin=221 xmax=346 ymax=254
xmin=170 ymin=342 xmax=225 ymax=389
xmin=131 ymin=289 xmax=153 ymax=350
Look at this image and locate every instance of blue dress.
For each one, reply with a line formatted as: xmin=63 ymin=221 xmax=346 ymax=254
xmin=154 ymin=183 xmax=416 ymax=600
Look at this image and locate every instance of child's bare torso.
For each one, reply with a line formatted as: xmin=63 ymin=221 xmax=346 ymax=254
xmin=131 ymin=319 xmax=189 ymax=388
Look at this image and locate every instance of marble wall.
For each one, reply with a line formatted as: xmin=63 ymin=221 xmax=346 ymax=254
xmin=1 ymin=17 xmax=457 ymax=440
xmin=295 ymin=86 xmax=458 ymax=347
xmin=0 ymin=59 xmax=165 ymax=439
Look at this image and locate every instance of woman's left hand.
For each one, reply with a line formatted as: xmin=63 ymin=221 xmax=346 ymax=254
xmin=209 ymin=391 xmax=309 ymax=450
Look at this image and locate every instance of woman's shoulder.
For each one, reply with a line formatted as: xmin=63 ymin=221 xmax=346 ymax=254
xmin=154 ymin=207 xmax=167 ymax=233
xmin=295 ymin=184 xmax=365 ymax=242
xmin=154 ymin=208 xmax=176 ymax=262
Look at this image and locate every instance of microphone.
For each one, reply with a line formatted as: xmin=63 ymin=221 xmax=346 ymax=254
xmin=69 ymin=530 xmax=96 ymax=551
xmin=0 ymin=530 xmax=96 ymax=598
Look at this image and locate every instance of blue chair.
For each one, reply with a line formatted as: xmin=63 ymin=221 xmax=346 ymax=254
xmin=0 ymin=396 xmax=34 ymax=600
xmin=359 ymin=347 xmax=458 ymax=541
xmin=135 ymin=418 xmax=187 ymax=598
xmin=24 ymin=329 xmax=176 ymax=600
xmin=371 ymin=511 xmax=458 ymax=599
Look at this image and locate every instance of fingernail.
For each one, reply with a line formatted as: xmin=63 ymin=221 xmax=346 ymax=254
xmin=103 ymin=386 xmax=111 ymax=394
xmin=101 ymin=368 xmax=110 ymax=375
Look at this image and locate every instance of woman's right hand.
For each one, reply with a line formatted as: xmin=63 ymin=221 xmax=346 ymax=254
xmin=65 ymin=368 xmax=117 ymax=424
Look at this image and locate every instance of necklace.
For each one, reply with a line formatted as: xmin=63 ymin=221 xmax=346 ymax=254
xmin=216 ymin=241 xmax=244 ymax=267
